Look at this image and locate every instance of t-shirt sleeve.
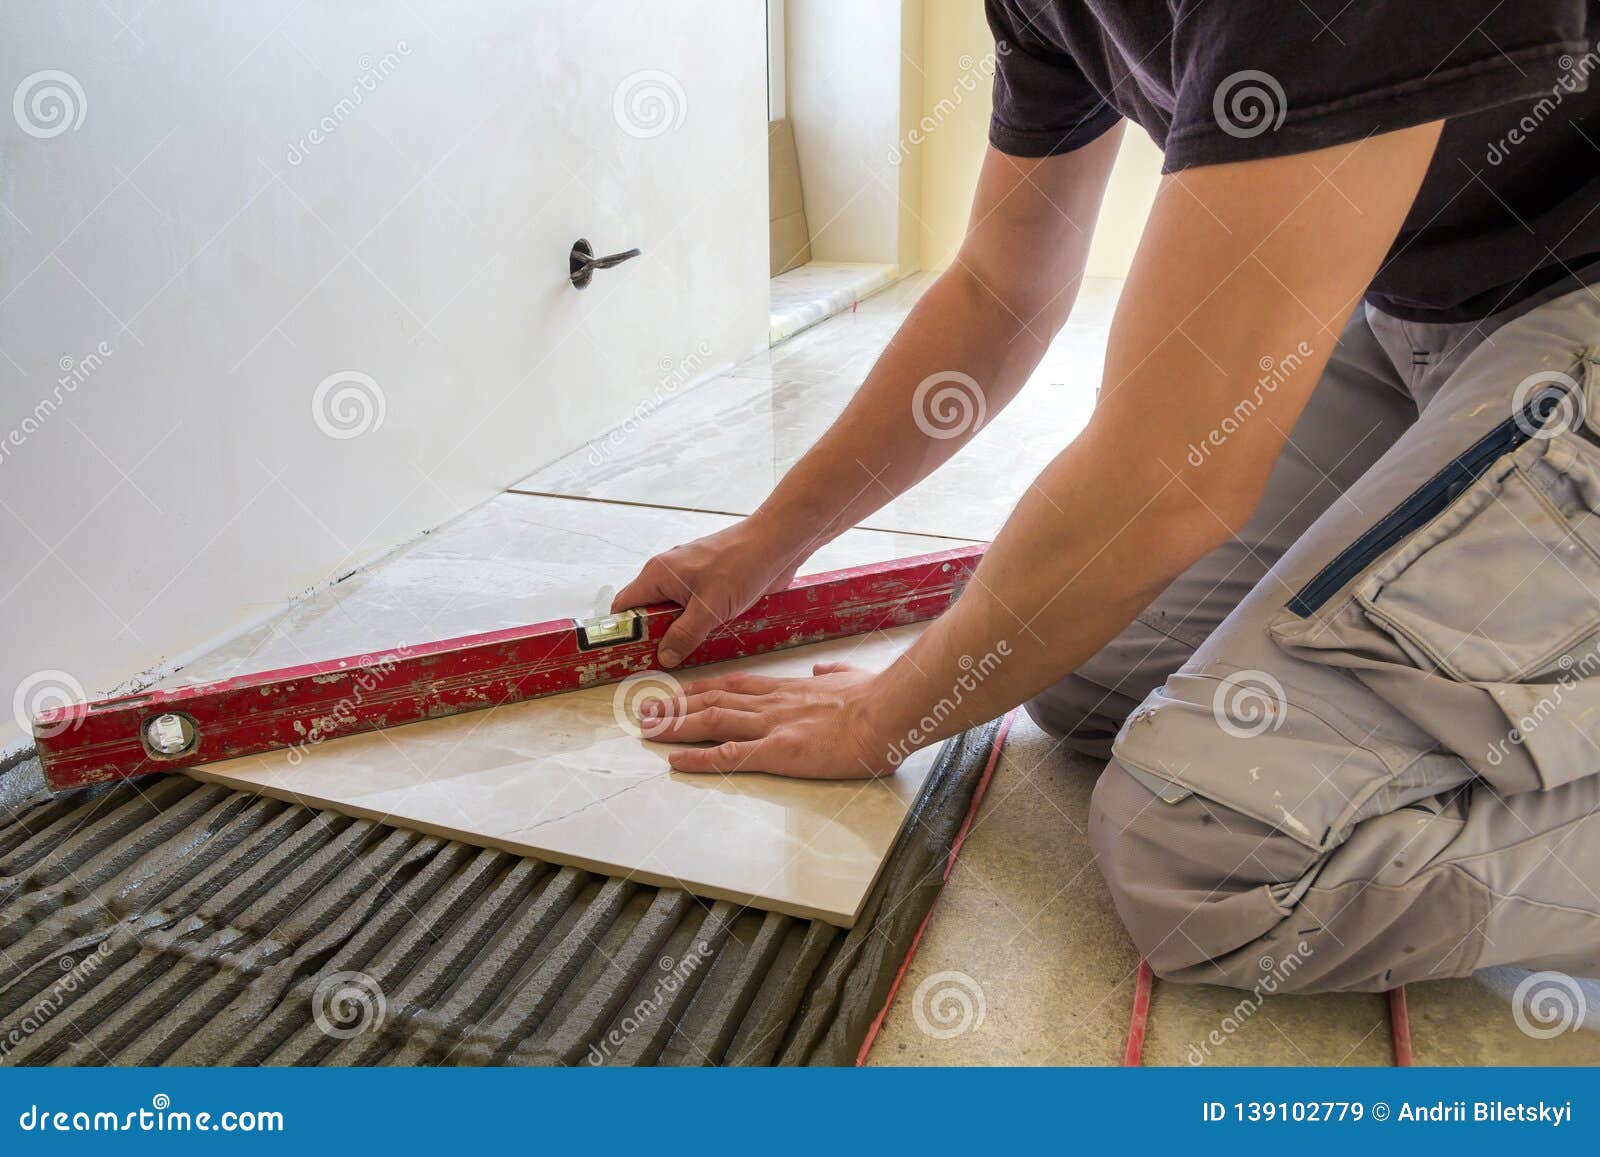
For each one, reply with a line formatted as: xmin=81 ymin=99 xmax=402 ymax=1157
xmin=1164 ymin=0 xmax=1589 ymax=171
xmin=985 ymin=0 xmax=1122 ymax=156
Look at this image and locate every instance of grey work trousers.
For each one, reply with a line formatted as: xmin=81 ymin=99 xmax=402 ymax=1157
xmin=1033 ymin=283 xmax=1600 ymax=993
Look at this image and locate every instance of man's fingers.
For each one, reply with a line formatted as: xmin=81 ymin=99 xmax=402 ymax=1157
xmin=681 ymin=673 xmax=781 ymax=697
xmin=668 ymin=740 xmax=765 ymax=774
xmin=640 ymin=689 xmax=766 ymax=721
xmin=610 ymin=572 xmax=669 ymax=614
xmin=646 ymin=706 xmax=766 ymax=743
xmin=811 ymin=661 xmax=862 ymax=676
xmin=658 ymin=599 xmax=724 ymax=668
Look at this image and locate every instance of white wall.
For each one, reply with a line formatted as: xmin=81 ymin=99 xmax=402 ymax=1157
xmin=0 ymin=0 xmax=768 ymax=752
xmin=786 ymin=0 xmax=918 ymax=268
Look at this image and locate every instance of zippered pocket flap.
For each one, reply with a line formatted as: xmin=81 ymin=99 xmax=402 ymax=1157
xmin=1277 ymin=436 xmax=1600 ymax=684
xmin=1272 ymin=431 xmax=1600 ymax=795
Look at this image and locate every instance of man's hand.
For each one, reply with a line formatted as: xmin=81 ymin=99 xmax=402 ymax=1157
xmin=611 ymin=518 xmax=806 ymax=668
xmin=634 ymin=662 xmax=895 ymax=778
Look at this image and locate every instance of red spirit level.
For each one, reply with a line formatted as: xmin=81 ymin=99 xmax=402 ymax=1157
xmin=34 ymin=544 xmax=985 ymax=792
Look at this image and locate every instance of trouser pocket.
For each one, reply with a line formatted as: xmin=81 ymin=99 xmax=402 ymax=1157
xmin=1272 ymin=380 xmax=1600 ymax=796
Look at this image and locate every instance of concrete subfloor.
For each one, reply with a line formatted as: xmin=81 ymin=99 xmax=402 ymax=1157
xmin=867 ymin=713 xmax=1600 ymax=1066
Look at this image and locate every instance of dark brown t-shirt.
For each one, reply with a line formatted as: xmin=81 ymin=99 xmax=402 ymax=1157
xmin=987 ymin=0 xmax=1600 ymax=321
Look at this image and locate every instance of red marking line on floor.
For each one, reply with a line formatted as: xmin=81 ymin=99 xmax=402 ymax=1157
xmin=1389 ymin=985 xmax=1414 ymax=1066
xmin=855 ymin=709 xmax=1016 ymax=1066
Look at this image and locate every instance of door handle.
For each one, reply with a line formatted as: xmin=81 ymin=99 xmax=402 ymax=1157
xmin=569 ymin=238 xmax=641 ymax=289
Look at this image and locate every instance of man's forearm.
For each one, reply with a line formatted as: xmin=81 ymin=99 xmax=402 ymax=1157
xmin=750 ymin=263 xmax=1070 ymax=553
xmin=855 ymin=126 xmax=1446 ymax=767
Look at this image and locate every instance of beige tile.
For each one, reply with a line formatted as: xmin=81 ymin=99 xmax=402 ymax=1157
xmin=177 ymin=492 xmax=960 ymax=928
xmin=512 ymin=275 xmax=1115 ymax=540
xmin=190 ymin=625 xmax=936 ymax=927
xmin=177 ymin=492 xmax=965 ymax=683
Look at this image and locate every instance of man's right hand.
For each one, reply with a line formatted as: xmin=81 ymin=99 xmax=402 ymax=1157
xmin=611 ymin=518 xmax=808 ymax=668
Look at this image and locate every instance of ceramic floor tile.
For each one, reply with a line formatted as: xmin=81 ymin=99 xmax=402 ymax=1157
xmin=177 ymin=492 xmax=964 ymax=683
xmin=513 ymin=276 xmax=1115 ymax=540
xmin=189 ymin=625 xmax=936 ymax=927
xmin=768 ymin=260 xmax=899 ymax=345
xmin=178 ymin=492 xmax=962 ymax=927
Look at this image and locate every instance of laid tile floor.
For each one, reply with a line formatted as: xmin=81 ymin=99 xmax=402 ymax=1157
xmin=514 ymin=274 xmax=1117 ymax=541
xmin=183 ymin=495 xmax=959 ymax=927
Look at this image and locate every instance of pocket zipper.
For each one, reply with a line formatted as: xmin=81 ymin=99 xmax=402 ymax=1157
xmin=1286 ymin=386 xmax=1568 ymax=618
